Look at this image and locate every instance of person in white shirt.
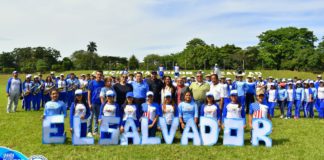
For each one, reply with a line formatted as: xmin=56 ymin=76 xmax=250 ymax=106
xmin=209 ymin=74 xmax=221 ymax=105
xmin=222 ymin=90 xmax=245 ymax=128
xmin=6 ymin=71 xmax=22 ymax=113
xmin=213 ymin=64 xmax=221 ymax=78
xmin=317 ymin=80 xmax=324 ymax=118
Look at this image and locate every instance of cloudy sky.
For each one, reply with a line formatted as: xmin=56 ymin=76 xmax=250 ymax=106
xmin=1 ymin=0 xmax=324 ymax=61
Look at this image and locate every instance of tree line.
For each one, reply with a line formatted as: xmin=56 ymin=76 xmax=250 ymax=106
xmin=1 ymin=27 xmax=323 ymax=73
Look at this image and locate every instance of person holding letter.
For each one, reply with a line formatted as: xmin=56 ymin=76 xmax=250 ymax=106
xmin=141 ymin=91 xmax=162 ymax=137
xmin=178 ymin=91 xmax=198 ymax=132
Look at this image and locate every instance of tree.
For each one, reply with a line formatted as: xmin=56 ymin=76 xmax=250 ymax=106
xmin=0 ymin=52 xmax=16 ymax=68
xmin=36 ymin=59 xmax=48 ymax=72
xmin=71 ymin=50 xmax=102 ymax=70
xmin=128 ymin=54 xmax=139 ymax=70
xmin=62 ymin=57 xmax=73 ymax=70
xmin=87 ymin=41 xmax=97 ymax=53
xmin=258 ymin=27 xmax=317 ymax=70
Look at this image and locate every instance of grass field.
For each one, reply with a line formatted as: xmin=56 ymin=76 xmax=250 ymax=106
xmin=1 ymin=70 xmax=324 ymax=160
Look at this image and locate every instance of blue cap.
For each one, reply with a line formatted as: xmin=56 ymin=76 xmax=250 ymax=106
xmin=126 ymin=92 xmax=134 ymax=98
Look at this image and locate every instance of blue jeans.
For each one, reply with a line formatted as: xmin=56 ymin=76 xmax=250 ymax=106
xmin=87 ymin=103 xmax=101 ymax=133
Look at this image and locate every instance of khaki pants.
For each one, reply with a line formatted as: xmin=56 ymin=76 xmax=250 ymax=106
xmin=7 ymin=93 xmax=20 ymax=112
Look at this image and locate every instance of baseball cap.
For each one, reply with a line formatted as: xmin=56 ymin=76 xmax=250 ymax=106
xmin=146 ymin=91 xmax=154 ymax=97
xmin=75 ymin=89 xmax=83 ymax=95
xmin=106 ymin=90 xmax=115 ymax=97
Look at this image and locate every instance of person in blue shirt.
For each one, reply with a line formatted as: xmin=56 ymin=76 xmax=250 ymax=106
xmin=278 ymin=83 xmax=288 ymax=118
xmin=141 ymin=91 xmax=162 ymax=137
xmin=245 ymin=75 xmax=256 ymax=114
xmin=303 ymin=82 xmax=314 ymax=118
xmin=87 ymin=70 xmax=105 ymax=137
xmin=294 ymin=81 xmax=304 ymax=119
xmin=234 ymin=74 xmax=247 ymax=116
xmin=70 ymin=89 xmax=91 ymax=137
xmin=178 ymin=91 xmax=198 ymax=133
xmin=98 ymin=90 xmax=121 ymax=139
xmin=32 ymin=75 xmax=42 ymax=111
xmin=99 ymin=77 xmax=116 ymax=104
xmin=131 ymin=72 xmax=149 ymax=115
xmin=42 ymin=89 xmax=67 ymax=136
xmin=23 ymin=74 xmax=34 ymax=111
xmin=66 ymin=73 xmax=80 ymax=109
xmin=158 ymin=64 xmax=165 ymax=78
xmin=6 ymin=71 xmax=22 ymax=113
xmin=286 ymin=82 xmax=296 ymax=119
xmin=200 ymin=92 xmax=221 ymax=129
xmin=309 ymin=81 xmax=318 ymax=114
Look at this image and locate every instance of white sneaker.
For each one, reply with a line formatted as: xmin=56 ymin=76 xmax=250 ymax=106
xmin=284 ymin=117 xmax=288 ymax=119
xmin=87 ymin=132 xmax=93 ymax=137
xmin=280 ymin=115 xmax=284 ymax=119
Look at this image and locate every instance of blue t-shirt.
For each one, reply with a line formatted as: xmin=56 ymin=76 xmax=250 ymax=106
xmin=43 ymin=100 xmax=67 ymax=117
xmin=131 ymin=81 xmax=149 ymax=99
xmin=178 ymin=101 xmax=198 ymax=123
xmin=88 ymin=80 xmax=105 ymax=105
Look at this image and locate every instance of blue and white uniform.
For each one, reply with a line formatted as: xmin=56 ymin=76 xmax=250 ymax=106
xmin=174 ymin=65 xmax=180 ymax=77
xmin=142 ymin=102 xmax=162 ymax=137
xmin=32 ymin=79 xmax=42 ymax=111
xmin=317 ymin=84 xmax=324 ymax=118
xmin=294 ymin=85 xmax=304 ymax=118
xmin=99 ymin=102 xmax=121 ymax=139
xmin=66 ymin=78 xmax=80 ymax=108
xmin=6 ymin=76 xmax=22 ymax=113
xmin=23 ymin=80 xmax=34 ymax=111
xmin=158 ymin=66 xmax=164 ymax=78
xmin=267 ymin=89 xmax=278 ymax=117
xmin=56 ymin=78 xmax=67 ymax=104
xmin=286 ymin=87 xmax=295 ymax=118
xmin=70 ymin=102 xmax=91 ymax=137
xmin=178 ymin=101 xmax=198 ymax=123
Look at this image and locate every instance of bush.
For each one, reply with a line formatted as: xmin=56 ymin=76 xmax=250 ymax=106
xmin=2 ymin=67 xmax=15 ymax=73
xmin=51 ymin=64 xmax=64 ymax=72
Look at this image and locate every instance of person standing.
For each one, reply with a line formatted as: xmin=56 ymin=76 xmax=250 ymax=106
xmin=175 ymin=77 xmax=190 ymax=106
xmin=158 ymin=64 xmax=165 ymax=78
xmin=245 ymin=75 xmax=256 ymax=114
xmin=87 ymin=71 xmax=105 ymax=137
xmin=6 ymin=71 xmax=22 ymax=113
xmin=23 ymin=74 xmax=34 ymax=111
xmin=56 ymin=74 xmax=67 ymax=105
xmin=131 ymin=72 xmax=149 ymax=115
xmin=189 ymin=72 xmax=210 ymax=114
xmin=174 ymin=63 xmax=180 ymax=78
xmin=278 ymin=83 xmax=288 ymax=118
xmin=161 ymin=76 xmax=176 ymax=104
xmin=32 ymin=75 xmax=42 ymax=111
xmin=66 ymin=73 xmax=80 ymax=109
xmin=146 ymin=71 xmax=164 ymax=104
xmin=113 ymin=74 xmax=133 ymax=107
xmin=213 ymin=64 xmax=221 ymax=78
xmin=317 ymin=80 xmax=324 ymax=118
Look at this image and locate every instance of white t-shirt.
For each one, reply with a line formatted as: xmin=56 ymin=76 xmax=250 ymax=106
xmin=203 ymin=104 xmax=218 ymax=119
xmin=210 ymin=83 xmax=221 ymax=100
xmin=9 ymin=78 xmax=21 ymax=95
xmin=74 ymin=103 xmax=87 ymax=122
xmin=287 ymin=89 xmax=294 ymax=101
xmin=174 ymin=66 xmax=179 ymax=73
xmin=57 ymin=79 xmax=67 ymax=92
xmin=318 ymin=87 xmax=324 ymax=99
xmin=163 ymin=104 xmax=175 ymax=125
xmin=268 ymin=90 xmax=277 ymax=102
xmin=123 ymin=105 xmax=137 ymax=121
xmin=103 ymin=104 xmax=117 ymax=117
xmin=219 ymin=83 xmax=229 ymax=98
xmin=226 ymin=103 xmax=242 ymax=118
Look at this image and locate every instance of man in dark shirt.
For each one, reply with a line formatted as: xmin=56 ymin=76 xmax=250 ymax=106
xmin=113 ymin=74 xmax=133 ymax=106
xmin=146 ymin=71 xmax=164 ymax=104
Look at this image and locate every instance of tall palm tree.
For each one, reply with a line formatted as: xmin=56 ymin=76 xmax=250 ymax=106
xmin=87 ymin=41 xmax=97 ymax=53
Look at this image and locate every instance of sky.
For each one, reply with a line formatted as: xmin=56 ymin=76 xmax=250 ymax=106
xmin=1 ymin=0 xmax=324 ymax=61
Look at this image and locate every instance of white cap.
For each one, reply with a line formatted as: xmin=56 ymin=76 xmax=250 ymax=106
xmin=106 ymin=90 xmax=115 ymax=97
xmin=247 ymin=75 xmax=253 ymax=78
xmin=317 ymin=75 xmax=322 ymax=78
xmin=81 ymin=74 xmax=85 ymax=76
xmin=60 ymin=73 xmax=64 ymax=76
xmin=309 ymin=80 xmax=314 ymax=84
xmin=75 ymin=89 xmax=83 ymax=95
xmin=50 ymin=71 xmax=55 ymax=74
xmin=269 ymin=76 xmax=273 ymax=79
xmin=320 ymin=80 xmax=324 ymax=83
xmin=230 ymin=90 xmax=238 ymax=96
xmin=206 ymin=91 xmax=214 ymax=97
xmin=226 ymin=78 xmax=231 ymax=81
xmin=296 ymin=80 xmax=301 ymax=84
xmin=282 ymin=79 xmax=286 ymax=82
xmin=26 ymin=74 xmax=32 ymax=78
xmin=34 ymin=75 xmax=39 ymax=78
xmin=146 ymin=91 xmax=154 ymax=96
xmin=258 ymin=75 xmax=262 ymax=78
xmin=164 ymin=92 xmax=172 ymax=97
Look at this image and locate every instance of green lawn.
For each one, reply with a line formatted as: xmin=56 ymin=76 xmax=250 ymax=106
xmin=1 ymin=70 xmax=324 ymax=160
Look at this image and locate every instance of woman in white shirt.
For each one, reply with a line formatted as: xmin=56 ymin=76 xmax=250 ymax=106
xmin=162 ymin=92 xmax=178 ymax=130
xmin=222 ymin=90 xmax=245 ymax=128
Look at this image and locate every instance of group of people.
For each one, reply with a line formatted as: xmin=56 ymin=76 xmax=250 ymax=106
xmin=5 ymin=68 xmax=324 ymax=140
